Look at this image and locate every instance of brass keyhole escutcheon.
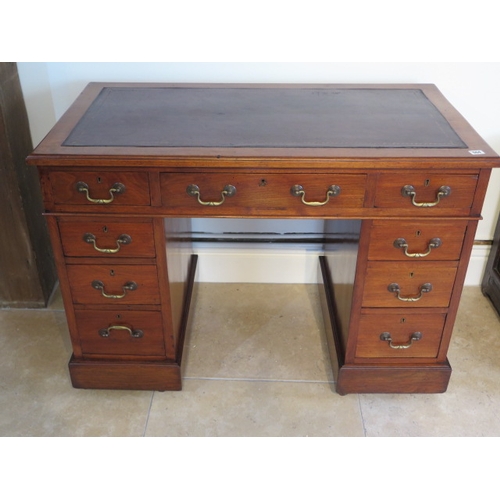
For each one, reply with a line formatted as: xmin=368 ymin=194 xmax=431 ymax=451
xmin=416 ymin=230 xmax=421 ymax=237
xmin=97 ymin=176 xmax=102 ymax=183
xmin=400 ymin=317 xmax=406 ymax=323
xmin=424 ymin=179 xmax=430 ymax=186
xmin=409 ymin=272 xmax=414 ymax=278
xmin=110 ymin=269 xmax=115 ymax=276
xmin=103 ymin=226 xmax=108 ymax=233
xmin=259 ymin=178 xmax=267 ymax=186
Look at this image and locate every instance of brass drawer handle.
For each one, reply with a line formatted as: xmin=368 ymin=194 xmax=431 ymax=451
xmin=401 ymin=184 xmax=451 ymax=207
xmin=186 ymin=184 xmax=236 ymax=206
xmin=290 ymin=184 xmax=341 ymax=206
xmin=388 ymin=282 xmax=433 ymax=302
xmin=99 ymin=325 xmax=144 ymax=338
xmin=380 ymin=331 xmax=422 ymax=349
xmin=393 ymin=237 xmax=442 ymax=258
xmin=91 ymin=280 xmax=138 ymax=299
xmin=83 ymin=233 xmax=132 ymax=254
xmin=76 ymin=181 xmax=126 ymax=204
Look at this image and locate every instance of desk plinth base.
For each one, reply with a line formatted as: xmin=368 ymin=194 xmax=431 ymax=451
xmin=335 ymin=361 xmax=452 ymax=395
xmin=69 ymin=357 xmax=182 ymax=391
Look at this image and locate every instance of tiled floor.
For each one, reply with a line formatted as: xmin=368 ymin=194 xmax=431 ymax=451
xmin=1 ymin=283 xmax=499 ymax=436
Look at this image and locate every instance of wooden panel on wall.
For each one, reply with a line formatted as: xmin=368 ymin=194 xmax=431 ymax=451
xmin=0 ymin=62 xmax=57 ymax=307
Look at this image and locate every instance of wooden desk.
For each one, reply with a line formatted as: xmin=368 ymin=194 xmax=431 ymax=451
xmin=27 ymin=83 xmax=500 ymax=394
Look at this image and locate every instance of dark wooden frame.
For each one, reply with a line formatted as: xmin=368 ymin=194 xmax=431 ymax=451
xmin=482 ymin=211 xmax=500 ymax=316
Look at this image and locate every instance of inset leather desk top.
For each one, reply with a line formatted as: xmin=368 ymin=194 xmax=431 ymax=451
xmin=63 ymin=87 xmax=466 ymax=149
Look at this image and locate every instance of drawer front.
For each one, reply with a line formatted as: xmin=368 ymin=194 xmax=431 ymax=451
xmin=75 ymin=310 xmax=165 ymax=356
xmin=356 ymin=312 xmax=446 ymax=358
xmin=66 ymin=264 xmax=160 ymax=305
xmin=49 ymin=171 xmax=150 ymax=206
xmin=58 ymin=219 xmax=156 ymax=258
xmin=160 ymin=173 xmax=367 ymax=215
xmin=367 ymin=220 xmax=468 ymax=261
xmin=374 ymin=173 xmax=478 ymax=214
xmin=362 ymin=261 xmax=458 ymax=308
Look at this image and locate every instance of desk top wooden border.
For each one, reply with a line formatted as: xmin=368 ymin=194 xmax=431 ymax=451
xmin=27 ymin=82 xmax=500 ymax=168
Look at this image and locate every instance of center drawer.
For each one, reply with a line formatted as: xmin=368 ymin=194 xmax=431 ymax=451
xmin=160 ymin=173 xmax=367 ymax=216
xmin=66 ymin=264 xmax=161 ymax=305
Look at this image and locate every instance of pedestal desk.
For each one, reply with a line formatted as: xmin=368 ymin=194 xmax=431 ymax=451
xmin=27 ymin=83 xmax=500 ymax=394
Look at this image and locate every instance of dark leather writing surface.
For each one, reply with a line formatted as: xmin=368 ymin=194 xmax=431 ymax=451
xmin=63 ymin=87 xmax=466 ymax=149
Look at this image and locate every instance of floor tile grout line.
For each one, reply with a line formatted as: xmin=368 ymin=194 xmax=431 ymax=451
xmin=183 ymin=376 xmax=335 ymax=384
xmin=357 ymin=396 xmax=367 ymax=437
xmin=142 ymin=391 xmax=155 ymax=437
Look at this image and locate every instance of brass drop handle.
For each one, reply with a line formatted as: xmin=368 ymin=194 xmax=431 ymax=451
xmin=388 ymin=282 xmax=433 ymax=302
xmin=401 ymin=184 xmax=451 ymax=207
xmin=186 ymin=184 xmax=236 ymax=206
xmin=99 ymin=325 xmax=144 ymax=338
xmin=76 ymin=181 xmax=126 ymax=204
xmin=393 ymin=237 xmax=442 ymax=258
xmin=290 ymin=184 xmax=341 ymax=206
xmin=91 ymin=280 xmax=138 ymax=299
xmin=83 ymin=233 xmax=132 ymax=254
xmin=380 ymin=331 xmax=422 ymax=349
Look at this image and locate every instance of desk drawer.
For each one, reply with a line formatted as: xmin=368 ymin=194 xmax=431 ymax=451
xmin=75 ymin=310 xmax=166 ymax=357
xmin=160 ymin=173 xmax=366 ymax=215
xmin=374 ymin=173 xmax=478 ymax=214
xmin=58 ymin=219 xmax=156 ymax=258
xmin=66 ymin=264 xmax=161 ymax=305
xmin=355 ymin=312 xmax=446 ymax=358
xmin=49 ymin=171 xmax=150 ymax=206
xmin=361 ymin=261 xmax=458 ymax=308
xmin=367 ymin=220 xmax=468 ymax=261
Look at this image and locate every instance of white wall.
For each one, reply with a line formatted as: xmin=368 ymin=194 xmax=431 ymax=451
xmin=17 ymin=62 xmax=500 ymax=284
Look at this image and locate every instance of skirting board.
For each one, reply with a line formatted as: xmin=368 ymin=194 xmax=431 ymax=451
xmin=194 ymin=244 xmax=491 ymax=285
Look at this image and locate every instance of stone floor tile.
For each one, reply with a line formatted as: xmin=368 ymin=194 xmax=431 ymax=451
xmin=146 ymin=379 xmax=363 ymax=437
xmin=0 ymin=308 xmax=152 ymax=436
xmin=183 ymin=283 xmax=333 ymax=382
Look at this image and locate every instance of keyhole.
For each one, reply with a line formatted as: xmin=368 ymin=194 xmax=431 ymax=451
xmin=409 ymin=272 xmax=414 ymax=278
xmin=416 ymin=230 xmax=421 ymax=237
xmin=110 ymin=269 xmax=115 ymax=276
xmin=400 ymin=317 xmax=406 ymax=324
xmin=97 ymin=176 xmax=102 ymax=183
xmin=424 ymin=179 xmax=430 ymax=187
xmin=103 ymin=226 xmax=108 ymax=233
xmin=259 ymin=178 xmax=267 ymax=186
xmin=116 ymin=314 xmax=121 ymax=320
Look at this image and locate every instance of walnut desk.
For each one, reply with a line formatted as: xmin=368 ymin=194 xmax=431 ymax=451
xmin=27 ymin=83 xmax=500 ymax=394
